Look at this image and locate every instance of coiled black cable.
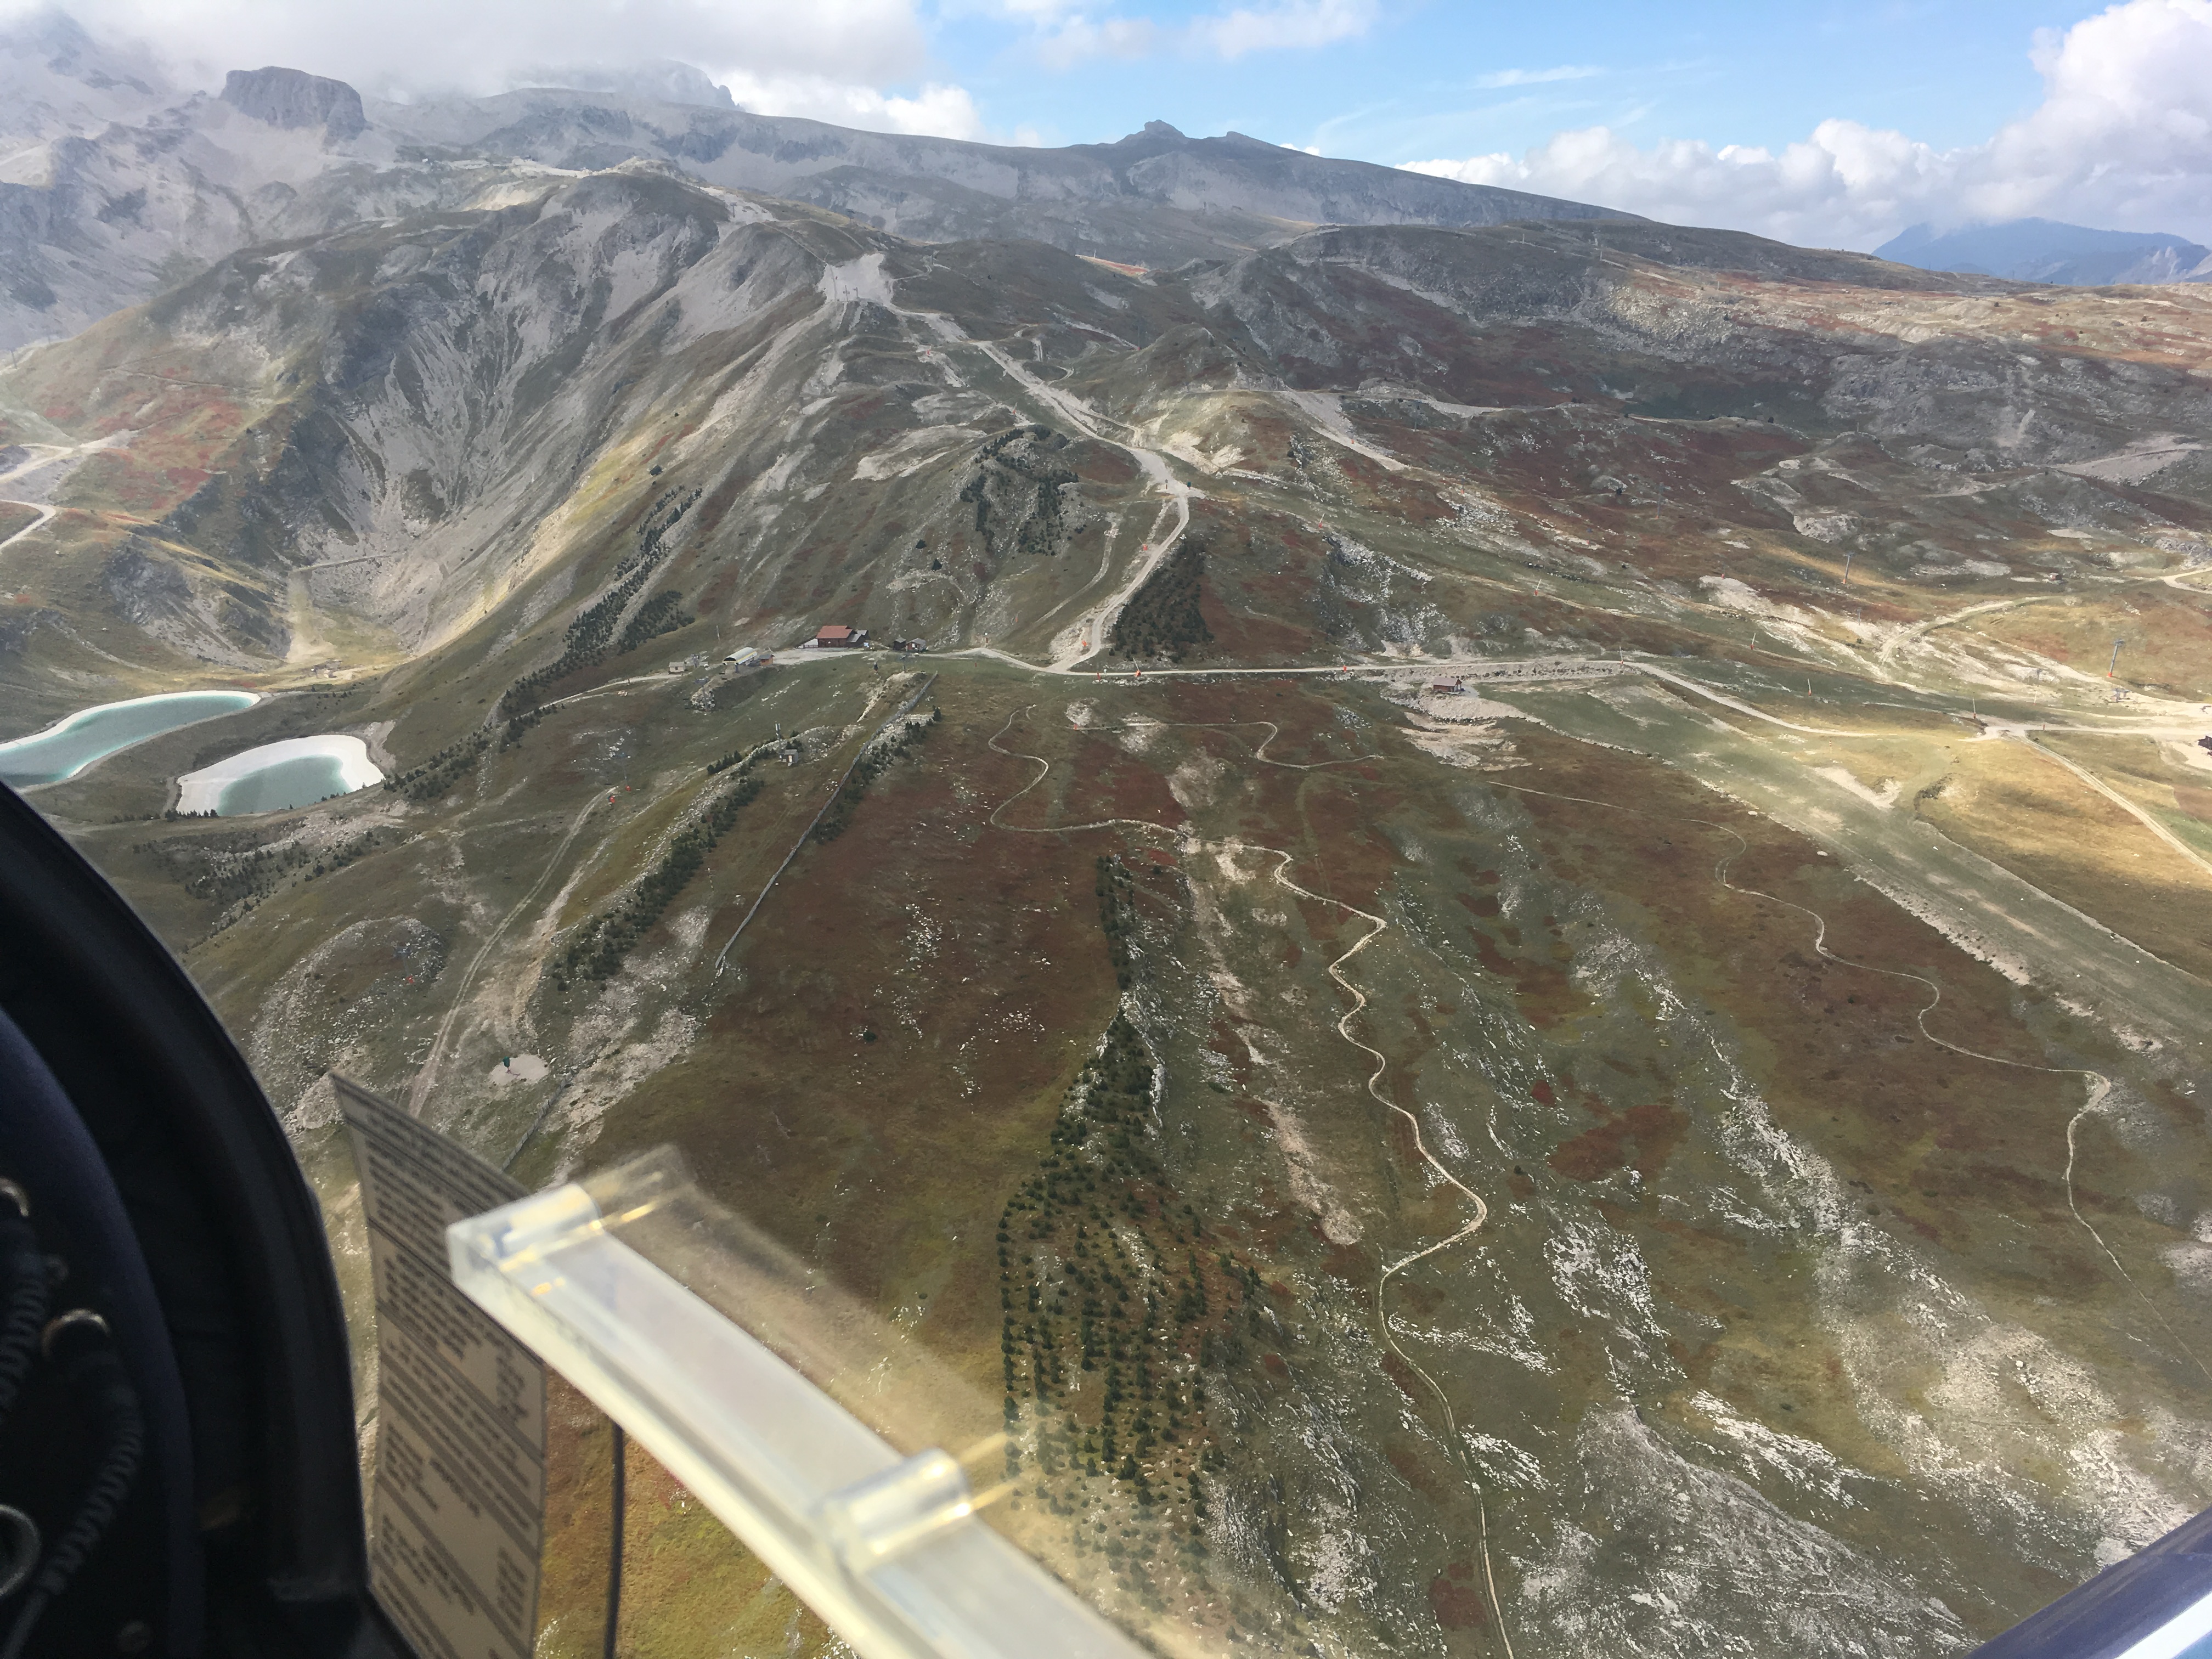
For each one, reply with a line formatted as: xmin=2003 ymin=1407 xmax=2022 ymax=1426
xmin=0 ymin=1182 xmax=49 ymax=1429
xmin=0 ymin=1311 xmax=143 ymax=1659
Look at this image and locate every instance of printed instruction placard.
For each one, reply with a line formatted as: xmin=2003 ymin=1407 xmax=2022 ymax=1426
xmin=338 ymin=1076 xmax=545 ymax=1659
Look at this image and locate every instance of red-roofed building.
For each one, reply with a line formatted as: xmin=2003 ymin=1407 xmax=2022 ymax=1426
xmin=815 ymin=625 xmax=867 ymax=648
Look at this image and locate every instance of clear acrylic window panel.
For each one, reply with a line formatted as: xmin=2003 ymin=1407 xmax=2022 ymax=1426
xmin=450 ymin=1147 xmax=1275 ymax=1659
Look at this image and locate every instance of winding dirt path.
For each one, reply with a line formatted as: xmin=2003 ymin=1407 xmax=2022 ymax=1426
xmin=1877 ymin=565 xmax=2212 ymax=706
xmin=0 ymin=500 xmax=57 ymax=553
xmin=985 ymin=706 xmax=1516 ymax=1652
xmin=1068 ymin=711 xmax=1381 ymax=772
xmin=887 ymin=297 xmax=1192 ymax=673
xmin=1878 ymin=595 xmax=2047 ymax=672
xmin=0 ymin=436 xmax=132 ymax=555
xmin=1246 ymin=847 xmax=1514 ymax=1659
xmin=1634 ymin=661 xmax=1889 ymax=737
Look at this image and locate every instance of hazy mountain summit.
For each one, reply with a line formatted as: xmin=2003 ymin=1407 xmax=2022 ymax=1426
xmin=374 ymin=100 xmax=1637 ymax=258
xmin=0 ymin=8 xmax=171 ymax=141
xmin=1877 ymin=217 xmax=2212 ymax=285
xmin=0 ymin=15 xmax=1629 ymax=349
xmin=221 ymin=65 xmax=369 ymax=139
xmin=512 ymin=58 xmax=738 ymax=108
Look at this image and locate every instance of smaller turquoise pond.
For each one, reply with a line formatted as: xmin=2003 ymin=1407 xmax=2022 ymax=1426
xmin=213 ymin=755 xmax=357 ymax=816
xmin=0 ymin=691 xmax=259 ymax=787
xmin=177 ymin=736 xmax=383 ymax=816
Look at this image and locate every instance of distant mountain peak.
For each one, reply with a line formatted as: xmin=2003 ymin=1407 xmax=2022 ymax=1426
xmin=0 ymin=7 xmax=171 ymax=137
xmin=1877 ymin=217 xmax=2211 ymax=286
xmin=14 ymin=7 xmax=98 ymax=71
xmin=1099 ymin=120 xmax=1190 ymax=156
xmin=221 ymin=66 xmax=368 ymax=139
xmin=520 ymin=60 xmax=736 ymax=108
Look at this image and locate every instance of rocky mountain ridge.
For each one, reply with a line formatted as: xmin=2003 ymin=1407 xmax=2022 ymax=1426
xmin=0 ymin=13 xmax=1627 ymax=352
xmin=3 ymin=162 xmax=2203 ymax=704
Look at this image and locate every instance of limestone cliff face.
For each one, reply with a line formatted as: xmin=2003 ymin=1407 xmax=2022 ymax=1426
xmin=221 ymin=67 xmax=368 ymax=140
xmin=128 ymin=168 xmax=769 ymax=649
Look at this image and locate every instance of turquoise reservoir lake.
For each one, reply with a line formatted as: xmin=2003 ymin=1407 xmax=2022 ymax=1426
xmin=215 ymin=755 xmax=357 ymax=815
xmin=177 ymin=735 xmax=383 ymax=816
xmin=0 ymin=691 xmax=258 ymax=786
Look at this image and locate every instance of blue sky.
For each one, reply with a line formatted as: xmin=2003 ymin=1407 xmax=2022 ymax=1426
xmin=927 ymin=2 xmax=2070 ymax=162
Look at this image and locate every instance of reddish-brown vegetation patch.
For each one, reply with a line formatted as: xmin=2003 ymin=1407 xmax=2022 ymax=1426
xmin=1490 ymin=726 xmax=2101 ymax=1268
xmin=1548 ymin=1101 xmax=1690 ymax=1181
xmin=1428 ymin=1560 xmax=1491 ymax=1630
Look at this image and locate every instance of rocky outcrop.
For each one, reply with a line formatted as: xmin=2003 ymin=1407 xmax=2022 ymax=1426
xmin=394 ymin=101 xmax=1633 ymax=261
xmin=221 ymin=66 xmax=367 ymax=139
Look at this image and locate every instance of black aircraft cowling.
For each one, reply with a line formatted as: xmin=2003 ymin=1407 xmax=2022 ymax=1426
xmin=0 ymin=780 xmax=408 ymax=1658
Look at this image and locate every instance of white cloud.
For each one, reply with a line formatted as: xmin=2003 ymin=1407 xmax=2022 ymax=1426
xmin=712 ymin=70 xmax=988 ymax=139
xmin=1404 ymin=0 xmax=2212 ymax=246
xmin=1187 ymin=0 xmax=1376 ymax=59
xmin=1035 ymin=13 xmax=1160 ymax=70
xmin=1407 ymin=122 xmax=1947 ymax=246
xmin=1472 ymin=65 xmax=1602 ymax=89
xmin=10 ymin=0 xmax=933 ymax=103
xmin=2 ymin=0 xmax=1005 ymax=140
xmin=1030 ymin=0 xmax=1374 ymax=66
